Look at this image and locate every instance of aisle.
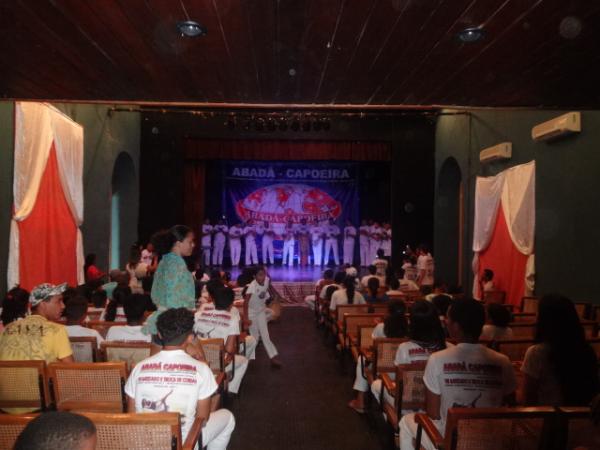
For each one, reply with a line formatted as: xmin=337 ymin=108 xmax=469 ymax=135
xmin=228 ymin=308 xmax=392 ymax=450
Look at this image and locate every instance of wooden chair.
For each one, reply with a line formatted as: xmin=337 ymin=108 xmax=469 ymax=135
xmin=483 ymin=290 xmax=506 ymax=304
xmin=350 ymin=324 xmax=376 ymax=362
xmin=79 ymin=411 xmax=202 ymax=450
xmin=101 ymin=341 xmax=153 ymax=371
xmin=0 ymin=414 xmax=38 ymax=449
xmin=369 ymin=302 xmax=390 ymax=315
xmin=415 ymin=406 xmax=555 ymax=450
xmin=86 ymin=321 xmax=127 ymax=339
xmin=198 ymin=338 xmax=227 ymax=395
xmin=556 ymin=406 xmax=600 ymax=450
xmin=47 ymin=361 xmax=128 ymax=412
xmin=0 ymin=360 xmax=50 ymax=412
xmin=521 ymin=296 xmax=539 ymax=314
xmin=512 ymin=312 xmax=536 ymax=322
xmin=387 ymin=293 xmax=405 ymax=302
xmin=69 ymin=336 xmax=98 ymax=362
xmin=381 ymin=362 xmax=427 ymax=436
xmin=364 ymin=338 xmax=406 ymax=385
xmin=510 ymin=322 xmax=536 ymax=338
xmin=333 ymin=304 xmax=370 ymax=334
xmin=86 ymin=309 xmax=103 ymax=321
xmin=494 ymin=339 xmax=535 ymax=362
xmin=338 ymin=313 xmax=384 ymax=353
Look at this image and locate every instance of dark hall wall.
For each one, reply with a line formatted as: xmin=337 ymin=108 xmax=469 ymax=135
xmin=435 ymin=109 xmax=600 ymax=302
xmin=139 ymin=112 xmax=436 ymax=268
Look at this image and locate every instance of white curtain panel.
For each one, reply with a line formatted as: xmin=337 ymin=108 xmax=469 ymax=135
xmin=7 ymin=102 xmax=84 ymax=289
xmin=471 ymin=161 xmax=536 ymax=298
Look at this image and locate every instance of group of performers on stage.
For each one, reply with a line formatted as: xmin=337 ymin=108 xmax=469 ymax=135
xmin=200 ymin=218 xmax=392 ymax=268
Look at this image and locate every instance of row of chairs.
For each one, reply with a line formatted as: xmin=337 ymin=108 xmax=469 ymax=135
xmin=0 ymin=411 xmax=201 ymax=450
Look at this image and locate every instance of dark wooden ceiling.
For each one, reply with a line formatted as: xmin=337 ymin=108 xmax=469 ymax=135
xmin=1 ymin=0 xmax=599 ymax=108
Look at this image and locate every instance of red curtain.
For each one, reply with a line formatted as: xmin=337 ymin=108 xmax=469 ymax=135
xmin=478 ymin=206 xmax=528 ymax=307
xmin=18 ymin=144 xmax=78 ymax=290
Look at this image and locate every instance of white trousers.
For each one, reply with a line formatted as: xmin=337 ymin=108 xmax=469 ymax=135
xmin=242 ymin=335 xmax=258 ymax=360
xmin=282 ymin=239 xmax=295 ymax=266
xmin=248 ymin=309 xmax=278 ymax=359
xmin=304 ymin=294 xmax=316 ymax=310
xmin=212 ymin=240 xmax=225 ymax=265
xmin=225 ymin=355 xmax=248 ymax=394
xmin=202 ymin=247 xmax=211 ymax=266
xmin=229 ymin=240 xmax=241 ymax=266
xmin=399 ymin=413 xmax=435 ymax=450
xmin=360 ymin=240 xmax=369 ymax=266
xmin=353 ymin=355 xmax=369 ymax=392
xmin=312 ymin=240 xmax=323 ymax=266
xmin=324 ymin=239 xmax=339 ymax=265
xmin=343 ymin=239 xmax=355 ymax=265
xmin=201 ymin=409 xmax=236 ymax=450
xmin=245 ymin=241 xmax=258 ymax=265
xmin=262 ymin=238 xmax=274 ymax=265
xmin=369 ymin=240 xmax=379 ymax=263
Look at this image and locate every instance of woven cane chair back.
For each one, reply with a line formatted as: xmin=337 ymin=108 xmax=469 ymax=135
xmin=199 ymin=338 xmax=224 ymax=376
xmin=345 ymin=314 xmax=383 ymax=340
xmin=373 ymin=338 xmax=405 ymax=374
xmin=70 ymin=336 xmax=98 ymax=362
xmin=557 ymin=407 xmax=600 ymax=450
xmin=336 ymin=304 xmax=369 ymax=323
xmin=482 ymin=290 xmax=506 ymax=304
xmin=0 ymin=414 xmax=38 ymax=449
xmin=395 ymin=363 xmax=426 ymax=412
xmin=101 ymin=341 xmax=153 ymax=370
xmin=0 ymin=360 xmax=49 ymax=410
xmin=87 ymin=321 xmax=127 ymax=339
xmin=357 ymin=324 xmax=376 ymax=350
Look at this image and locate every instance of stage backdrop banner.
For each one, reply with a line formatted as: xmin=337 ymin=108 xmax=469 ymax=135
xmin=221 ymin=161 xmax=359 ymax=231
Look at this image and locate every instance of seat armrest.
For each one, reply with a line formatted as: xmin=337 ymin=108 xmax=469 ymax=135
xmin=381 ymin=372 xmax=396 ymax=397
xmin=415 ymin=413 xmax=444 ymax=449
xmin=183 ymin=416 xmax=203 ymax=450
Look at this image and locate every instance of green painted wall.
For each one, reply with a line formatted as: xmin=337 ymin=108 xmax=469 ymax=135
xmin=435 ymin=109 xmax=600 ymax=302
xmin=0 ymin=102 xmax=140 ymax=296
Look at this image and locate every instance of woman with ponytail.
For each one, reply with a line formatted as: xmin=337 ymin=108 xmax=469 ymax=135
xmin=142 ymin=225 xmax=196 ymax=337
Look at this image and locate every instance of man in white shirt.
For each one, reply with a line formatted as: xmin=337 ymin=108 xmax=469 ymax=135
xmin=194 ymin=287 xmax=248 ymax=394
xmin=257 ymin=221 xmax=273 ymax=265
xmin=65 ymin=295 xmax=104 ymax=348
xmin=105 ymin=294 xmax=152 ymax=342
xmin=416 ymin=244 xmax=435 ymax=287
xmin=369 ymin=221 xmax=382 ymax=264
xmin=359 ymin=220 xmax=371 ymax=267
xmin=228 ymin=223 xmax=243 ymax=267
xmin=343 ymin=220 xmax=357 ymax=265
xmin=323 ymin=218 xmax=340 ymax=266
xmin=310 ymin=219 xmax=324 ymax=266
xmin=372 ymin=249 xmax=388 ymax=277
xmin=399 ymin=298 xmax=516 ymax=450
xmin=360 ymin=265 xmax=378 ymax=289
xmin=212 ymin=220 xmax=229 ymax=266
xmin=201 ymin=219 xmax=213 ymax=267
xmin=125 ymin=308 xmax=235 ymax=450
xmin=282 ymin=219 xmax=296 ymax=266
xmin=381 ymin=222 xmax=392 ymax=257
xmin=243 ymin=220 xmax=258 ymax=266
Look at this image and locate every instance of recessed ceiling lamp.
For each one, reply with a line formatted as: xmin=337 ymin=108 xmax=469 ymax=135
xmin=177 ymin=20 xmax=207 ymax=37
xmin=457 ymin=26 xmax=485 ymax=43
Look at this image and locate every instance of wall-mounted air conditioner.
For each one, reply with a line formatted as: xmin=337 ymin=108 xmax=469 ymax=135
xmin=531 ymin=112 xmax=581 ymax=141
xmin=480 ymin=142 xmax=512 ymax=163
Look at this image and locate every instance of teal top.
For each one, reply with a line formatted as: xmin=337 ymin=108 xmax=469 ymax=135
xmin=143 ymin=252 xmax=196 ymax=335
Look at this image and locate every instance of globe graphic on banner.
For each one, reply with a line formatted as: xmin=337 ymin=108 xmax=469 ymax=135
xmin=235 ymin=183 xmax=341 ymax=224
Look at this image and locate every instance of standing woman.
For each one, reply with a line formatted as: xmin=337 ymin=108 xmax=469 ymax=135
xmin=143 ymin=225 xmax=196 ymax=339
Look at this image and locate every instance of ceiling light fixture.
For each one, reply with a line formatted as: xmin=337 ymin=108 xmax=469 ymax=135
xmin=457 ymin=26 xmax=485 ymax=43
xmin=177 ymin=20 xmax=207 ymax=37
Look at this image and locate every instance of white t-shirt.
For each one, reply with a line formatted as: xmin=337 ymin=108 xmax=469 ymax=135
xmin=394 ymin=341 xmax=454 ymax=366
xmin=201 ymin=224 xmax=213 ymax=247
xmin=243 ymin=225 xmax=256 ymax=245
xmin=213 ymin=225 xmax=228 ymax=243
xmin=402 ymin=263 xmax=418 ymax=282
xmin=66 ymin=325 xmax=104 ymax=348
xmin=373 ymin=258 xmax=388 ymax=276
xmin=521 ymin=343 xmax=561 ymax=406
xmin=344 ymin=226 xmax=357 ymax=241
xmin=359 ymin=225 xmax=370 ymax=244
xmin=372 ymin=322 xmax=386 ymax=339
xmin=310 ymin=226 xmax=324 ymax=245
xmin=423 ymin=343 xmax=516 ymax=433
xmin=194 ymin=303 xmax=240 ymax=343
xmin=229 ymin=226 xmax=242 ymax=241
xmin=325 ymin=225 xmax=340 ymax=240
xmin=329 ymin=289 xmax=366 ymax=310
xmin=417 ymin=253 xmax=435 ymax=285
xmin=480 ymin=325 xmax=514 ymax=341
xmin=245 ymin=278 xmax=271 ymax=313
xmin=106 ymin=325 xmax=151 ymax=342
xmin=369 ymin=225 xmax=381 ymax=242
xmin=125 ymin=350 xmax=217 ymax=441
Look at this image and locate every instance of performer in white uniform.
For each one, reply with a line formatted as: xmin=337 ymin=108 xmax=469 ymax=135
xmin=323 ymin=218 xmax=340 ymax=265
xmin=200 ymin=219 xmax=213 ymax=267
xmin=381 ymin=222 xmax=392 ymax=257
xmin=282 ymin=219 xmax=296 ymax=266
xmin=310 ymin=219 xmax=324 ymax=266
xmin=259 ymin=220 xmax=274 ymax=265
xmin=369 ymin=221 xmax=382 ymax=263
xmin=359 ymin=220 xmax=370 ymax=267
xmin=243 ymin=220 xmax=258 ymax=266
xmin=228 ymin=223 xmax=243 ymax=267
xmin=212 ymin=220 xmax=228 ymax=266
xmin=343 ymin=220 xmax=357 ymax=265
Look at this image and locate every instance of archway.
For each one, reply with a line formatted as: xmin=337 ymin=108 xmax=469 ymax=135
xmin=437 ymin=157 xmax=463 ymax=286
xmin=110 ymin=152 xmax=136 ymax=269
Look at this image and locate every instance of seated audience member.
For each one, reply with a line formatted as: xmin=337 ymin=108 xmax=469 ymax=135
xmin=305 ymin=269 xmax=334 ymax=309
xmin=364 ymin=277 xmax=388 ymax=304
xmin=88 ymin=290 xmax=108 ymax=320
xmin=424 ymin=282 xmax=451 ymax=302
xmin=126 ymin=308 xmax=235 ymax=449
xmin=194 ymin=287 xmax=249 ymax=394
xmin=399 ymin=277 xmax=420 ymax=292
xmin=126 ymin=246 xmax=148 ymax=294
xmin=401 ymin=255 xmax=418 ymax=282
xmin=100 ymin=269 xmax=123 ymax=300
xmin=349 ymin=300 xmax=407 ymax=413
xmin=373 ymin=301 xmax=451 ymax=409
xmin=399 ymin=298 xmax=516 ymax=450
xmin=522 ymin=294 xmax=599 ymax=406
xmin=432 ymin=294 xmax=453 ymax=337
xmin=100 ymin=285 xmax=130 ymax=322
xmin=480 ymin=268 xmax=495 ymax=293
xmin=345 ymin=265 xmax=358 ymax=278
xmin=65 ymin=295 xmax=104 ymax=348
xmin=0 ymin=286 xmax=29 ymax=333
xmin=14 ymin=411 xmax=97 ymax=450
xmin=480 ymin=303 xmax=513 ymax=340
xmin=84 ymin=253 xmax=104 ymax=283
xmin=330 ymin=276 xmax=366 ymax=311
xmin=373 ymin=249 xmax=389 ymax=277
xmin=106 ymin=294 xmax=151 ymax=342
xmin=386 ymin=277 xmax=403 ymax=296
xmin=360 ymin=265 xmax=378 ymax=289
xmin=319 ymin=270 xmax=345 ymax=300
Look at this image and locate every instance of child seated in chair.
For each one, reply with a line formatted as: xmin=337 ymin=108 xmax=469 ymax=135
xmin=106 ymin=294 xmax=151 ymax=342
xmin=65 ymin=295 xmax=104 ymax=348
xmin=480 ymin=303 xmax=513 ymax=341
xmin=125 ymin=308 xmax=235 ymax=450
